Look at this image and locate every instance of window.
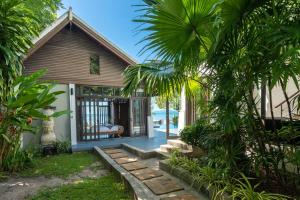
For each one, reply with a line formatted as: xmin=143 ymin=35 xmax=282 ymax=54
xmin=90 ymin=54 xmax=100 ymax=74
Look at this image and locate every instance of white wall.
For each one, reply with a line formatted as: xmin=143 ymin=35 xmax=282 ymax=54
xmin=255 ymin=79 xmax=299 ymax=119
xmin=178 ymin=88 xmax=186 ymax=133
xmin=22 ymin=84 xmax=70 ymax=148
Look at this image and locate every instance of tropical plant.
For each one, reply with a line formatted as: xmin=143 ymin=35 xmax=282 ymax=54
xmin=0 ymin=0 xmax=62 ymax=172
xmin=0 ymin=0 xmax=62 ymax=102
xmin=155 ymin=95 xmax=180 ymax=110
xmin=55 ymin=140 xmax=72 ymax=154
xmin=125 ymin=0 xmax=300 ymax=197
xmin=0 ymin=70 xmax=67 ymax=171
xmin=231 ymin=174 xmax=288 ymax=200
xmin=180 ymin=119 xmax=212 ymax=150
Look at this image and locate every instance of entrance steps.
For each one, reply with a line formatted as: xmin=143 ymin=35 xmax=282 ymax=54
xmin=159 ymin=139 xmax=192 ymax=154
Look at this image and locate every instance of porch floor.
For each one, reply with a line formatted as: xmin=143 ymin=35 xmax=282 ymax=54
xmin=72 ymin=130 xmax=167 ymax=152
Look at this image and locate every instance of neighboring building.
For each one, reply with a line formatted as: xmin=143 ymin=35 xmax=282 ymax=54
xmin=256 ymin=79 xmax=300 ymax=121
xmin=23 ymin=9 xmax=151 ymax=149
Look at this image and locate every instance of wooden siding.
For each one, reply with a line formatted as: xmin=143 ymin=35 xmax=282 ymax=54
xmin=24 ymin=24 xmax=129 ymax=87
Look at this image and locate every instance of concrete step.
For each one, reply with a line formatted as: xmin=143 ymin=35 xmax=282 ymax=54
xmin=167 ymin=139 xmax=190 ymax=150
xmin=160 ymin=144 xmax=178 ymax=153
xmin=159 ymin=144 xmax=193 ymax=154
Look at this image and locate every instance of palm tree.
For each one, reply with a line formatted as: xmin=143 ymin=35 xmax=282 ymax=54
xmin=124 ymin=0 xmax=300 ymax=184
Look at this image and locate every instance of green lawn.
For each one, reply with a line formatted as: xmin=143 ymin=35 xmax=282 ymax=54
xmin=19 ymin=152 xmax=98 ymax=178
xmin=30 ymin=174 xmax=133 ymax=200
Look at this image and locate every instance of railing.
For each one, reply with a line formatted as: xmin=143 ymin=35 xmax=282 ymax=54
xmin=275 ymin=90 xmax=300 ymax=119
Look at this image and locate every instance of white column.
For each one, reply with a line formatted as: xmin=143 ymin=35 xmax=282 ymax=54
xmin=110 ymin=101 xmax=114 ymax=124
xmin=69 ymin=84 xmax=77 ymax=146
xmin=129 ymin=97 xmax=133 ymax=136
xmin=178 ymin=87 xmax=186 ymax=133
xmin=147 ymin=97 xmax=154 ymax=138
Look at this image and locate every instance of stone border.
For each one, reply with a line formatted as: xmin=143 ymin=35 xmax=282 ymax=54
xmin=121 ymin=143 xmax=168 ymax=160
xmin=159 ymin=160 xmax=230 ymax=200
xmin=94 ymin=146 xmax=159 ymax=200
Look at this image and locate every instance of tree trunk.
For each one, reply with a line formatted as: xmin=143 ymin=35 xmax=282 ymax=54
xmin=261 ymin=81 xmax=267 ymax=120
xmin=280 ymin=79 xmax=293 ymax=122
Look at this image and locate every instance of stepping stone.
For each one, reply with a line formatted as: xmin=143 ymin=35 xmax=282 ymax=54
xmin=160 ymin=194 xmax=198 ymax=200
xmin=131 ymin=168 xmax=163 ymax=181
xmin=103 ymin=149 xmax=123 ymax=154
xmin=121 ymin=161 xmax=147 ymax=171
xmin=110 ymin=153 xmax=128 ymax=159
xmin=114 ymin=157 xmax=137 ymax=164
xmin=144 ymin=177 xmax=184 ymax=195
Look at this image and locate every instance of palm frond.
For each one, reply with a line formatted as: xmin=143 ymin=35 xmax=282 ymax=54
xmin=122 ymin=61 xmax=200 ymax=98
xmin=135 ymin=0 xmax=219 ymax=67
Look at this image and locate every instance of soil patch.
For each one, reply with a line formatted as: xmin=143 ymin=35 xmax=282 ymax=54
xmin=0 ymin=161 xmax=108 ymax=200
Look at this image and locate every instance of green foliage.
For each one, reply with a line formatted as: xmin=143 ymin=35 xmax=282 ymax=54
xmin=155 ymin=95 xmax=180 ymax=110
xmin=0 ymin=70 xmax=67 ymax=171
xmin=231 ymin=174 xmax=288 ymax=200
xmin=0 ymin=0 xmax=62 ymax=100
xmin=55 ymin=140 xmax=71 ymax=154
xmin=172 ymin=115 xmax=178 ymax=126
xmin=30 ymin=174 xmax=132 ymax=200
xmin=130 ymin=0 xmax=300 ymax=197
xmin=0 ymin=0 xmax=63 ymax=173
xmin=2 ymin=149 xmax=34 ymax=172
xmin=169 ymin=152 xmax=288 ymax=199
xmin=19 ymin=152 xmax=97 ymax=178
xmin=123 ymin=61 xmax=201 ymax=98
xmin=169 ymin=149 xmax=202 ymax=174
xmin=180 ymin=119 xmax=213 ymax=150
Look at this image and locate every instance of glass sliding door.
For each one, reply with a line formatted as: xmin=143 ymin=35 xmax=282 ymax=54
xmin=132 ymin=97 xmax=148 ymax=136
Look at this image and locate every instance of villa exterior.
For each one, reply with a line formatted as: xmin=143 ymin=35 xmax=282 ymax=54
xmin=22 ymin=10 xmax=152 ymax=148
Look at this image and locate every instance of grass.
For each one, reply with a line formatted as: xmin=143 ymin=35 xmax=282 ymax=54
xmin=19 ymin=152 xmax=98 ymax=178
xmin=30 ymin=174 xmax=133 ymax=200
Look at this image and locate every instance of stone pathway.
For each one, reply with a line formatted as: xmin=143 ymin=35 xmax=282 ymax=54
xmin=103 ymin=148 xmax=207 ymax=200
xmin=0 ymin=161 xmax=108 ymax=200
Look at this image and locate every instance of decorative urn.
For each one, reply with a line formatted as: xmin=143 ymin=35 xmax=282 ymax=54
xmin=41 ymin=106 xmax=57 ymax=155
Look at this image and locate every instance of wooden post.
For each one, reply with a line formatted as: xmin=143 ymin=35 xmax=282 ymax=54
xmin=166 ymin=97 xmax=170 ymax=139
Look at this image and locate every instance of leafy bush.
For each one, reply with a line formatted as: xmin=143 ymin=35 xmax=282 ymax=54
xmin=0 ymin=70 xmax=67 ymax=171
xmin=172 ymin=116 xmax=178 ymax=126
xmin=180 ymin=119 xmax=213 ymax=150
xmin=169 ymin=149 xmax=202 ymax=174
xmin=2 ymin=149 xmax=34 ymax=172
xmin=231 ymin=174 xmax=288 ymax=200
xmin=169 ymin=151 xmax=288 ymax=199
xmin=55 ymin=141 xmax=72 ymax=154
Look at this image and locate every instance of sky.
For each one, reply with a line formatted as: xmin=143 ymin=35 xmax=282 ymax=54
xmin=58 ymin=0 xmax=148 ymax=63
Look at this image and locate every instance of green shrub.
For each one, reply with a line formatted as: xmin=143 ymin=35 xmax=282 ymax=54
xmin=169 ymin=150 xmax=202 ymax=174
xmin=2 ymin=149 xmax=34 ymax=172
xmin=230 ymin=174 xmax=288 ymax=200
xmin=180 ymin=119 xmax=213 ymax=150
xmin=0 ymin=70 xmax=67 ymax=171
xmin=172 ymin=116 xmax=178 ymax=126
xmin=55 ymin=140 xmax=71 ymax=154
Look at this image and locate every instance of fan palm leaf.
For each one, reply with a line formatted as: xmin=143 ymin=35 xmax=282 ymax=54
xmin=122 ymin=61 xmax=201 ymax=98
xmin=135 ymin=0 xmax=219 ymax=68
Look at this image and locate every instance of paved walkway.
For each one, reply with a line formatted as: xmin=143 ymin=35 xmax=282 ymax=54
xmin=103 ymin=148 xmax=207 ymax=200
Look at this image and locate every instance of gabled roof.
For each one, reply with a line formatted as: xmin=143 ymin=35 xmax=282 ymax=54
xmin=25 ymin=8 xmax=137 ymax=65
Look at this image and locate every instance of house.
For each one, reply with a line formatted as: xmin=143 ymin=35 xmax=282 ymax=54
xmin=22 ymin=9 xmax=155 ymax=150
